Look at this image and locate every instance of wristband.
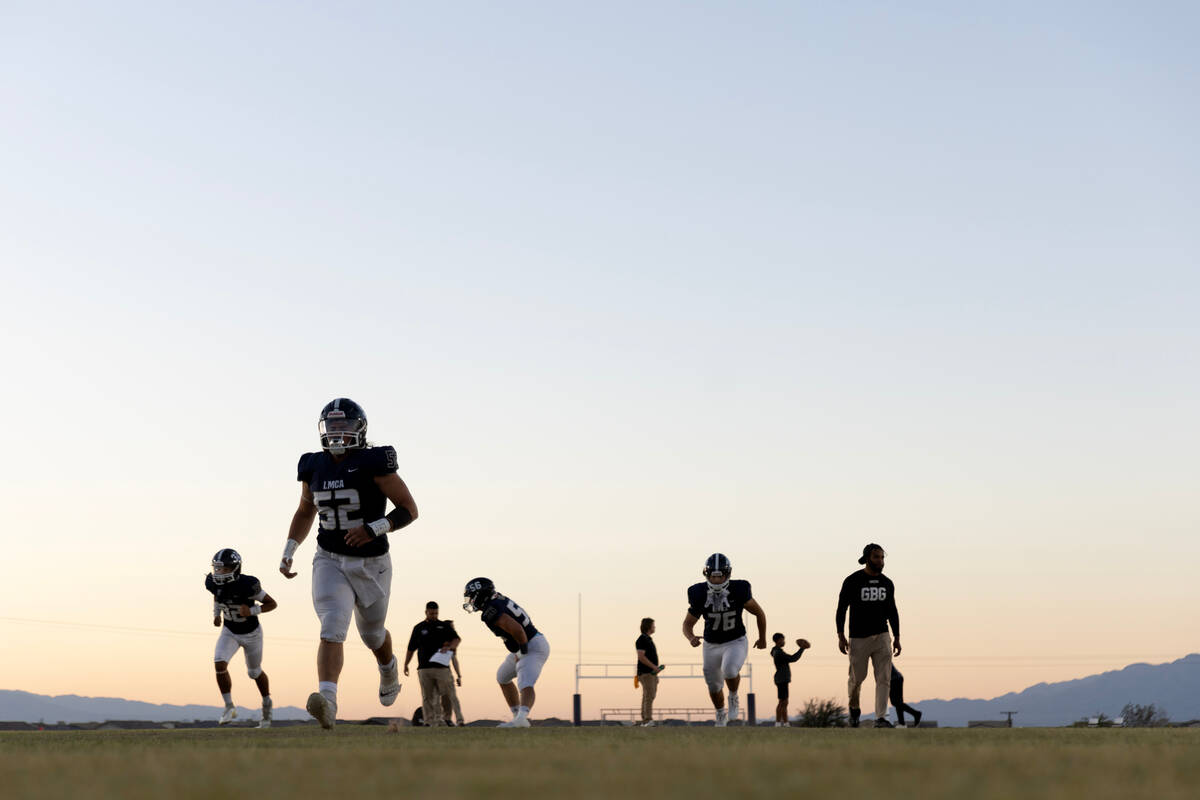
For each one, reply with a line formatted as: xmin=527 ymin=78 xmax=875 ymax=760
xmin=249 ymin=606 xmax=261 ymax=616
xmin=367 ymin=519 xmax=391 ymax=538
xmin=283 ymin=539 xmax=299 ymax=560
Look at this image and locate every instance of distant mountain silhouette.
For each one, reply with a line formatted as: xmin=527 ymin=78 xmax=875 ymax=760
xmin=0 ymin=690 xmax=310 ymax=723
xmin=895 ymin=653 xmax=1200 ymax=726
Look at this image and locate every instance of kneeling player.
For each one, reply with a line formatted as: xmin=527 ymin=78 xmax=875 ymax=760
xmin=463 ymin=577 xmax=550 ymax=728
xmin=206 ymin=549 xmax=278 ymax=728
xmin=682 ymin=553 xmax=767 ymax=726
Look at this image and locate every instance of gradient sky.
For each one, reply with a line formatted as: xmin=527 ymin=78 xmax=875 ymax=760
xmin=2 ymin=2 xmax=1197 ymax=722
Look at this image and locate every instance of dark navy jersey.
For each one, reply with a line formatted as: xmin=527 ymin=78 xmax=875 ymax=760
xmin=297 ymin=445 xmax=399 ymax=557
xmin=205 ymin=573 xmax=266 ymax=635
xmin=479 ymin=593 xmax=539 ymax=653
xmin=687 ymin=579 xmax=753 ymax=644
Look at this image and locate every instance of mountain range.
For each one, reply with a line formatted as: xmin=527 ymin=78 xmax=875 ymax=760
xmin=0 ymin=690 xmax=309 ymax=724
xmin=899 ymin=653 xmax=1200 ymax=726
xmin=4 ymin=654 xmax=1198 ymax=725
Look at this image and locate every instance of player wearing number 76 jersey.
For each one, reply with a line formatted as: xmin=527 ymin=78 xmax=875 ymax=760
xmin=463 ymin=577 xmax=550 ymax=728
xmin=682 ymin=553 xmax=768 ymax=727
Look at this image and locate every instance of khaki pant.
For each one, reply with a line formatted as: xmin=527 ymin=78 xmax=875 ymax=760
xmin=640 ymin=673 xmax=658 ymax=722
xmin=440 ymin=676 xmax=465 ymax=724
xmin=848 ymin=632 xmax=892 ymax=719
xmin=418 ymin=668 xmax=454 ymax=726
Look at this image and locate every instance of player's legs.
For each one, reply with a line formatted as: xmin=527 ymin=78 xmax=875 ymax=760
xmin=213 ymin=628 xmax=240 ymax=722
xmin=776 ymin=682 xmax=788 ymax=723
xmin=352 ymin=554 xmax=399 ymax=706
xmin=312 ymin=553 xmax=355 ymax=686
xmin=847 ymin=637 xmax=870 ymax=726
xmin=721 ymin=636 xmax=748 ymax=720
xmin=702 ymin=642 xmax=726 ymax=710
xmin=214 ymin=661 xmax=233 ymax=697
xmin=497 ymin=653 xmax=519 ymax=714
xmin=870 ymin=633 xmax=893 ymax=721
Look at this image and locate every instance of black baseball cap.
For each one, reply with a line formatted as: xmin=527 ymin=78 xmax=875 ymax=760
xmin=858 ymin=544 xmax=885 ymax=564
xmin=426 ymin=601 xmax=439 ymax=610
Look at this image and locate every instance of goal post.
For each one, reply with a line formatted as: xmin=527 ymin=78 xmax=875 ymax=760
xmin=573 ymin=662 xmax=756 ymax=726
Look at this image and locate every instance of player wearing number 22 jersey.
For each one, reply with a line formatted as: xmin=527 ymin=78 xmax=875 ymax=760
xmin=279 ymin=398 xmax=419 ymax=730
xmin=464 ymin=577 xmax=550 ymax=728
xmin=682 ymin=553 xmax=768 ymax=727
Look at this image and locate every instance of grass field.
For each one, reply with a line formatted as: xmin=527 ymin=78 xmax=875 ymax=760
xmin=2 ymin=726 xmax=1196 ymax=800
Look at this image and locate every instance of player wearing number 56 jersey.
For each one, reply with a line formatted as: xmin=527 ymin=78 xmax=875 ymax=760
xmin=836 ymin=543 xmax=901 ymax=728
xmin=682 ymin=554 xmax=768 ymax=727
xmin=464 ymin=577 xmax=550 ymax=728
xmin=279 ymin=398 xmax=419 ymax=730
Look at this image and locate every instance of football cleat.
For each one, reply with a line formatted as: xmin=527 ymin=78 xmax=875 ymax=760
xmin=715 ymin=708 xmax=728 ymax=728
xmin=498 ymin=716 xmax=531 ymax=728
xmin=306 ymin=692 xmax=337 ymax=730
xmin=218 ymin=705 xmax=237 ymax=725
xmin=874 ymin=718 xmax=894 ymax=728
xmin=908 ymin=710 xmax=923 ymax=728
xmin=728 ymin=692 xmax=740 ymax=722
xmin=259 ymin=698 xmax=273 ymax=729
xmin=379 ymin=662 xmax=401 ymax=707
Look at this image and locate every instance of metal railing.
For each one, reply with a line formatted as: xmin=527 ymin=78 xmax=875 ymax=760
xmin=599 ymin=707 xmax=724 ymax=724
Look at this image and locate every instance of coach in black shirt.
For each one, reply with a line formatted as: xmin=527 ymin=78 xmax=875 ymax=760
xmin=404 ymin=601 xmax=461 ymax=727
xmin=836 ymin=544 xmax=900 ymax=728
xmin=635 ymin=618 xmax=665 ymax=726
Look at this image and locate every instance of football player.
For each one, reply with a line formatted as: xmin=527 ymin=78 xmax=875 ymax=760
xmin=205 ymin=549 xmax=277 ymax=728
xmin=682 ymin=553 xmax=768 ymax=726
xmin=279 ymin=398 xmax=419 ymax=730
xmin=463 ymin=577 xmax=550 ymax=728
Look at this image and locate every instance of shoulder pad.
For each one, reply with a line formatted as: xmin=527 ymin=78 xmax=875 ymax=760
xmin=368 ymin=445 xmax=399 ymax=475
xmin=297 ymin=452 xmax=318 ymax=482
xmin=205 ymin=575 xmax=216 ymax=592
xmin=480 ymin=604 xmax=499 ymax=623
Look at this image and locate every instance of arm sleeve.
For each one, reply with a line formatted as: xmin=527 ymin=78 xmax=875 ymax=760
xmin=686 ymin=586 xmax=704 ymax=618
xmin=250 ymin=580 xmax=265 ymax=601
xmin=836 ymin=578 xmax=851 ymax=634
xmin=789 ymin=650 xmax=805 ymax=663
xmin=297 ymin=454 xmax=312 ymax=483
xmin=406 ymin=625 xmax=421 ymax=652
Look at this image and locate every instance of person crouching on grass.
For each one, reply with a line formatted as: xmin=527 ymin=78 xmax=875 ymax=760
xmin=770 ymin=633 xmax=810 ymax=726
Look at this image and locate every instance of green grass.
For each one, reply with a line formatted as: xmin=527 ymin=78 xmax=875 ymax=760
xmin=2 ymin=727 xmax=1197 ymax=800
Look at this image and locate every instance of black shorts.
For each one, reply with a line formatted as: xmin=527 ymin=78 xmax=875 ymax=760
xmin=776 ymin=682 xmax=789 ymax=701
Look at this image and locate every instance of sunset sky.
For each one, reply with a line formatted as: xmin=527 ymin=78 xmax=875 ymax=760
xmin=2 ymin=2 xmax=1197 ymax=722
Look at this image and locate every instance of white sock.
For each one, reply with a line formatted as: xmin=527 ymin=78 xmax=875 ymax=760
xmin=221 ymin=693 xmax=233 ymax=707
xmin=379 ymin=656 xmax=397 ymax=672
xmin=517 ymin=705 xmax=530 ymax=717
xmin=319 ymin=681 xmax=338 ymax=704
xmin=510 ymin=706 xmax=519 ymax=718
xmin=262 ymin=696 xmax=272 ymax=706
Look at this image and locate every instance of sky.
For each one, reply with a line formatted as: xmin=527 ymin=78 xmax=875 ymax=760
xmin=1 ymin=1 xmax=1197 ymax=722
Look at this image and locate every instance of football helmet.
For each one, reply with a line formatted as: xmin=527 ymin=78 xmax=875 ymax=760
xmin=212 ymin=548 xmax=242 ymax=584
xmin=319 ymin=398 xmax=368 ymax=455
xmin=463 ymin=577 xmax=496 ymax=613
xmin=703 ymin=553 xmax=731 ymax=588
